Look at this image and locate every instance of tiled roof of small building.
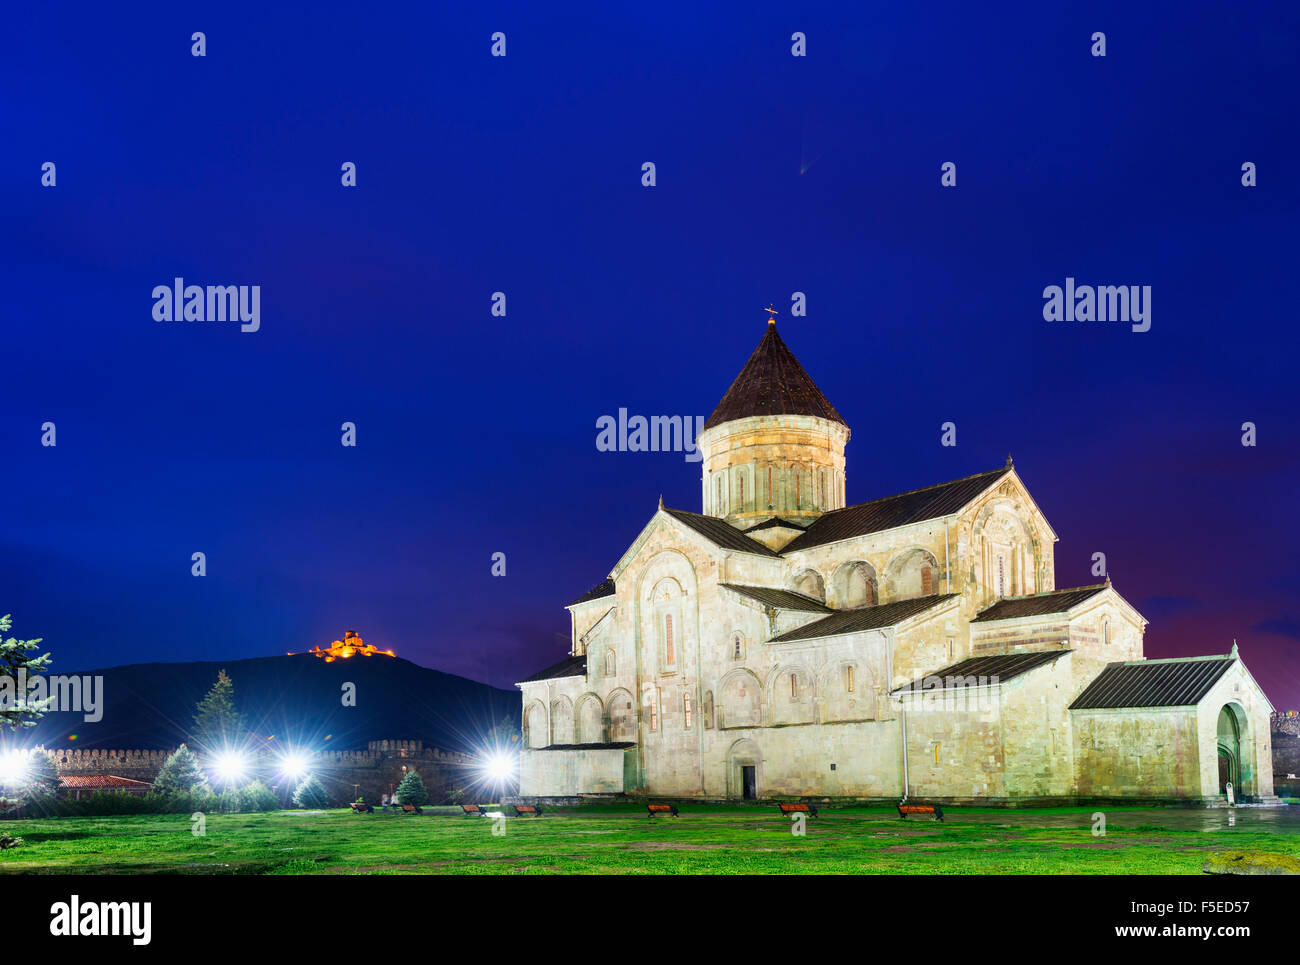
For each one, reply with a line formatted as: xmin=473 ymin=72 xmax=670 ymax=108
xmin=568 ymin=578 xmax=615 ymax=607
xmin=720 ymin=584 xmax=832 ymax=613
xmin=771 ymin=594 xmax=958 ymax=642
xmin=519 ymin=654 xmax=588 ymax=683
xmin=662 ymin=508 xmax=782 ymax=557
xmin=60 ymin=775 xmax=153 ymax=789
xmin=782 ymin=466 xmax=1012 ymax=553
xmin=704 ymin=323 xmax=846 ymax=430
xmin=971 ymin=583 xmax=1109 ymax=623
xmin=892 ymin=650 xmax=1069 ymax=693
xmin=1070 ymin=656 xmax=1236 ymax=709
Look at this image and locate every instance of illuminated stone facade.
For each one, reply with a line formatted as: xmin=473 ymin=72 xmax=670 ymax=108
xmin=518 ymin=319 xmax=1279 ymax=805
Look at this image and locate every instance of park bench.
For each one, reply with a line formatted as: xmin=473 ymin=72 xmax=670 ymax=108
xmin=461 ymin=804 xmax=485 ymax=816
xmin=512 ymin=804 xmax=543 ymax=817
xmin=401 ymin=804 xmax=423 ymax=815
xmin=647 ymin=803 xmax=679 ymax=818
xmin=349 ymin=802 xmax=373 ymax=814
xmin=777 ymin=802 xmax=818 ymax=818
xmin=897 ymin=803 xmax=944 ymax=822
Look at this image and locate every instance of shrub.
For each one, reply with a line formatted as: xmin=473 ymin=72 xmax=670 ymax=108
xmin=395 ymin=770 xmax=429 ymax=806
xmin=237 ymin=780 xmax=279 ymax=813
xmin=292 ymin=775 xmax=328 ymax=809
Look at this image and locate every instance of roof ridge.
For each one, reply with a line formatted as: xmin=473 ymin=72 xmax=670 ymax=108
xmin=996 ymin=581 xmax=1109 ymax=601
xmin=825 ymin=465 xmax=1010 ymax=517
xmin=1118 ymin=653 xmax=1235 ymax=666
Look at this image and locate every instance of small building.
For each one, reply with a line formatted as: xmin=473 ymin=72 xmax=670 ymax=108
xmin=60 ymin=775 xmax=155 ymax=799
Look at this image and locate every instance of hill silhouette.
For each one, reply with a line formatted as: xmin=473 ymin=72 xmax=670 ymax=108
xmin=25 ymin=654 xmax=518 ymax=754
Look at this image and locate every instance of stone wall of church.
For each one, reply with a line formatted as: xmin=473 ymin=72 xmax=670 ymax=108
xmin=1071 ymin=708 xmax=1202 ymax=799
xmin=902 ymin=654 xmax=1076 ymax=801
xmin=519 ymin=746 xmax=633 ymax=796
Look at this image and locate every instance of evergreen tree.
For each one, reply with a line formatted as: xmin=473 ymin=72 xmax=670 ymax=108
xmin=394 ymin=770 xmax=429 ymax=806
xmin=292 ymin=774 xmax=328 ymax=809
xmin=0 ymin=615 xmax=53 ymax=731
xmin=154 ymin=743 xmax=208 ymax=796
xmin=192 ymin=670 xmax=244 ymax=751
xmin=23 ymin=749 xmax=60 ymax=798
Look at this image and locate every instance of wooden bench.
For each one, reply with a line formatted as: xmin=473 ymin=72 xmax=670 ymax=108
xmin=647 ymin=803 xmax=679 ymax=818
xmin=349 ymin=802 xmax=373 ymax=814
xmin=512 ymin=804 xmax=543 ymax=817
xmin=461 ymin=804 xmax=484 ymax=816
xmin=897 ymin=803 xmax=944 ymax=822
xmin=777 ymin=802 xmax=818 ymax=818
xmin=401 ymin=804 xmax=423 ymax=815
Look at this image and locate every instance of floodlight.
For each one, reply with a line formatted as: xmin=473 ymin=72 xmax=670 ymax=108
xmin=0 ymin=750 xmax=31 ymax=788
xmin=212 ymin=750 xmax=249 ymax=784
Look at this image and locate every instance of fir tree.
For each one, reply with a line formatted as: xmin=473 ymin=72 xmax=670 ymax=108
xmin=394 ymin=770 xmax=429 ymax=806
xmin=292 ymin=774 xmax=328 ymax=809
xmin=0 ymin=615 xmax=53 ymax=731
xmin=192 ymin=670 xmax=244 ymax=751
xmin=153 ymin=743 xmax=208 ymax=796
xmin=23 ymin=749 xmax=60 ymax=798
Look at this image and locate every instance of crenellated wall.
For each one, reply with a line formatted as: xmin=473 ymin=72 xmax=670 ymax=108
xmin=46 ymin=739 xmax=474 ymax=806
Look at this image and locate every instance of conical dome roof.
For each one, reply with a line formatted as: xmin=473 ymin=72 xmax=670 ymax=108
xmin=704 ymin=321 xmax=845 ymax=431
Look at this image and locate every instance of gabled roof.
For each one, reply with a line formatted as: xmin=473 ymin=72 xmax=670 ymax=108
xmin=782 ymin=466 xmax=1012 ymax=553
xmin=519 ymin=654 xmax=587 ymax=683
xmin=568 ymin=578 xmax=615 ymax=607
xmin=662 ymin=508 xmax=782 ymax=557
xmin=1070 ymin=656 xmax=1236 ymax=709
xmin=720 ymin=584 xmax=832 ymax=613
xmin=704 ymin=322 xmax=846 ymax=430
xmin=770 ymin=594 xmax=958 ymax=642
xmin=743 ymin=517 xmax=807 ymax=533
xmin=972 ymin=583 xmax=1109 ymax=623
xmin=893 ymin=650 xmax=1069 ymax=694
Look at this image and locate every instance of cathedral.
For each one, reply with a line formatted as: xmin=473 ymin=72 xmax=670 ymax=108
xmin=517 ymin=315 xmax=1279 ymax=805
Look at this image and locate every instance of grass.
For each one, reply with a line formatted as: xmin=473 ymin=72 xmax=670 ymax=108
xmin=0 ymin=803 xmax=1295 ymax=875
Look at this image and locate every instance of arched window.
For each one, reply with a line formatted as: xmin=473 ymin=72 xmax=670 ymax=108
xmin=683 ymin=692 xmax=693 ymax=729
xmin=997 ymin=555 xmax=1005 ymax=597
xmin=605 ymin=649 xmax=616 ymax=676
xmin=731 ymin=632 xmax=744 ymax=660
xmin=648 ymin=689 xmax=659 ymax=732
xmin=921 ymin=562 xmax=934 ymax=596
xmin=1102 ymin=619 xmax=1110 ymax=646
xmin=845 ymin=665 xmax=855 ymax=693
xmin=739 ymin=474 xmax=745 ymax=511
xmin=791 ymin=674 xmax=799 ymax=699
xmin=664 ymin=614 xmax=675 ymax=667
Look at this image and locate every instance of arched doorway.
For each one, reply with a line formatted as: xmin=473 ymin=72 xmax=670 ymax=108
xmin=725 ymin=738 xmax=763 ymax=801
xmin=1216 ymin=703 xmax=1252 ymax=799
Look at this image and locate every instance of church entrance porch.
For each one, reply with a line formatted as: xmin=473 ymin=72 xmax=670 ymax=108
xmin=1217 ymin=703 xmax=1250 ymax=800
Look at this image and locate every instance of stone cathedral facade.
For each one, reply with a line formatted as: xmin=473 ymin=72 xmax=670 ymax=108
xmin=517 ymin=316 xmax=1278 ymax=805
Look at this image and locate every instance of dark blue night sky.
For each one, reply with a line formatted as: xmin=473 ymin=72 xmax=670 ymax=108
xmin=3 ymin=2 xmax=1297 ymax=709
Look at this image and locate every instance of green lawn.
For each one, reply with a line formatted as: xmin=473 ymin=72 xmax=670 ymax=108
xmin=1 ymin=803 xmax=1295 ymax=875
